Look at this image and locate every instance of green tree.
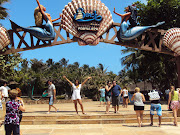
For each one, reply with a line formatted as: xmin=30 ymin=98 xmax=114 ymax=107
xmin=0 ymin=0 xmax=9 ymax=19
xmin=135 ymin=0 xmax=180 ymax=29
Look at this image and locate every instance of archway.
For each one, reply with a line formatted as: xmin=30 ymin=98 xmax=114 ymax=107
xmin=0 ymin=0 xmax=179 ymax=87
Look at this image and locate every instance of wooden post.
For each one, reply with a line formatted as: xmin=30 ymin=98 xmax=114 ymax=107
xmin=176 ymin=56 xmax=180 ymax=117
xmin=176 ymin=56 xmax=180 ymax=87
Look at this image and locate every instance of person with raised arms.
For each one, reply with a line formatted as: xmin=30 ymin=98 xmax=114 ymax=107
xmin=63 ymin=76 xmax=91 ymax=115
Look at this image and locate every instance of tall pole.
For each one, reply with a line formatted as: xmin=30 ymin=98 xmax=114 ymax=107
xmin=176 ymin=56 xmax=180 ymax=87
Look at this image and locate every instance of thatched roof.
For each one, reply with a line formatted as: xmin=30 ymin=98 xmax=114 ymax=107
xmin=126 ymin=82 xmax=152 ymax=91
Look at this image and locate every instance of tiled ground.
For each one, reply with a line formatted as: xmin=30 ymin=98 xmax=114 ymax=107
xmin=1 ymin=123 xmax=180 ymax=135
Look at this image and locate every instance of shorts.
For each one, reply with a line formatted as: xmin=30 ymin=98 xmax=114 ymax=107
xmin=49 ymin=95 xmax=54 ymax=105
xmin=100 ymin=97 xmax=106 ymax=102
xmin=171 ymin=101 xmax=180 ymax=110
xmin=123 ymin=96 xmax=128 ymax=99
xmin=5 ymin=124 xmax=20 ymax=135
xmin=112 ymin=96 xmax=120 ymax=106
xmin=134 ymin=105 xmax=144 ymax=111
xmin=106 ymin=96 xmax=111 ymax=102
xmin=150 ymin=104 xmax=162 ymax=116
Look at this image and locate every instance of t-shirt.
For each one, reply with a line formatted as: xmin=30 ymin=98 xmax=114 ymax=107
xmin=48 ymin=84 xmax=56 ymax=97
xmin=122 ymin=89 xmax=128 ymax=97
xmin=112 ymin=85 xmax=121 ymax=97
xmin=0 ymin=86 xmax=9 ymax=97
xmin=100 ymin=88 xmax=105 ymax=97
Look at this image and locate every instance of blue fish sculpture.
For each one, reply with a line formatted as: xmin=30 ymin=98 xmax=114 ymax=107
xmin=118 ymin=21 xmax=165 ymax=41
xmin=10 ymin=17 xmax=55 ymax=41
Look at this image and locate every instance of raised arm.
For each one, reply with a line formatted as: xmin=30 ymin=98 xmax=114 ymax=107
xmin=113 ymin=7 xmax=123 ymax=17
xmin=52 ymin=14 xmax=61 ymax=22
xmin=113 ymin=7 xmax=131 ymax=23
xmin=82 ymin=77 xmax=91 ymax=86
xmin=36 ymin=0 xmax=47 ymax=21
xmin=63 ymin=76 xmax=73 ymax=86
xmin=105 ymin=85 xmax=113 ymax=92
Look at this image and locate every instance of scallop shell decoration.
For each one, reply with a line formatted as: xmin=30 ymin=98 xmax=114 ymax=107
xmin=0 ymin=26 xmax=10 ymax=50
xmin=163 ymin=28 xmax=180 ymax=56
xmin=61 ymin=0 xmax=113 ymax=46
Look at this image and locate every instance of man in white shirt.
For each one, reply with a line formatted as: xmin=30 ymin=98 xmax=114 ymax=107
xmin=0 ymin=82 xmax=10 ymax=102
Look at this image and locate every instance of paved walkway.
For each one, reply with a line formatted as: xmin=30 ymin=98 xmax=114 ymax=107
xmin=1 ymin=123 xmax=180 ymax=135
xmin=0 ymin=101 xmax=180 ymax=135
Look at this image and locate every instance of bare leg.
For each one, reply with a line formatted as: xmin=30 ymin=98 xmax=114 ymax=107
xmin=73 ymin=100 xmax=78 ymax=114
xmin=106 ymin=101 xmax=110 ymax=113
xmin=117 ymin=106 xmax=119 ymax=113
xmin=49 ymin=105 xmax=57 ymax=112
xmin=114 ymin=106 xmax=116 ymax=113
xmin=48 ymin=105 xmax=51 ymax=112
xmin=135 ymin=111 xmax=141 ymax=127
xmin=125 ymin=98 xmax=129 ymax=108
xmin=158 ymin=116 xmax=162 ymax=127
xmin=173 ymin=109 xmax=178 ymax=126
xmin=150 ymin=114 xmax=153 ymax=126
xmin=140 ymin=110 xmax=144 ymax=126
xmin=123 ymin=98 xmax=125 ymax=107
xmin=77 ymin=99 xmax=85 ymax=114
xmin=51 ymin=105 xmax=57 ymax=112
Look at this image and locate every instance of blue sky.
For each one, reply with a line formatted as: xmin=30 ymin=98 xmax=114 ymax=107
xmin=1 ymin=0 xmax=147 ymax=74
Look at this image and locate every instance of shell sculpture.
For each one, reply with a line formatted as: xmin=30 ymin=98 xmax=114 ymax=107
xmin=0 ymin=26 xmax=10 ymax=51
xmin=163 ymin=28 xmax=180 ymax=56
xmin=61 ymin=0 xmax=113 ymax=46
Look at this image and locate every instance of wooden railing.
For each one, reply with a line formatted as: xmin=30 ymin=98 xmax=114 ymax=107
xmin=0 ymin=22 xmax=174 ymax=56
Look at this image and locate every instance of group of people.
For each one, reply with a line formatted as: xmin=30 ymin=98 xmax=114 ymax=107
xmin=0 ymin=77 xmax=180 ymax=135
xmin=99 ymin=85 xmax=129 ymax=108
xmin=99 ymin=83 xmax=180 ymax=127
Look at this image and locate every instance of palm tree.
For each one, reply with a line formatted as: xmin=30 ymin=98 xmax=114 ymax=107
xmin=59 ymin=58 xmax=69 ymax=68
xmin=0 ymin=0 xmax=9 ymax=20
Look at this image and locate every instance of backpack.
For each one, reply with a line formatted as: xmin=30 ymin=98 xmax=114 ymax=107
xmin=148 ymin=90 xmax=160 ymax=100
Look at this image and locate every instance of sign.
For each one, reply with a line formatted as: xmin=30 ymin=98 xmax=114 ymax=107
xmin=74 ymin=8 xmax=102 ymax=22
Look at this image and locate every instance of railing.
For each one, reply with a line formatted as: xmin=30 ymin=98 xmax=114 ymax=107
xmin=0 ymin=22 xmax=174 ymax=56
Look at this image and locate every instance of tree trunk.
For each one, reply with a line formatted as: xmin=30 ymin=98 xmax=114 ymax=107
xmin=176 ymin=56 xmax=180 ymax=87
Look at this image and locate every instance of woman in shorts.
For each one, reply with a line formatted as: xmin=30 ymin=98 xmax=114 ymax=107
xmin=122 ymin=87 xmax=129 ymax=108
xmin=63 ymin=76 xmax=91 ymax=115
xmin=105 ymin=81 xmax=113 ymax=114
xmin=168 ymin=86 xmax=180 ymax=126
xmin=131 ymin=87 xmax=145 ymax=127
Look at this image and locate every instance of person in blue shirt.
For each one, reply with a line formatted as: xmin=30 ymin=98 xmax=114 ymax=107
xmin=112 ymin=81 xmax=122 ymax=113
xmin=99 ymin=86 xmax=106 ymax=106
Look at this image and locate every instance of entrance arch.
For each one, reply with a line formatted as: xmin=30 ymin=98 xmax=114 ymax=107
xmin=0 ymin=0 xmax=179 ymax=87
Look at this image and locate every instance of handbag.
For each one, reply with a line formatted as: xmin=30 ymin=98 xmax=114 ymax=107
xmin=148 ymin=90 xmax=160 ymax=101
